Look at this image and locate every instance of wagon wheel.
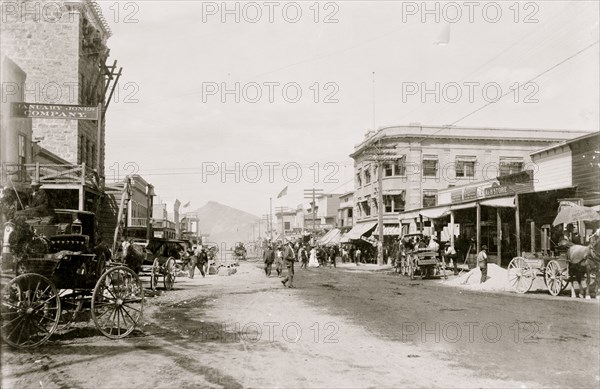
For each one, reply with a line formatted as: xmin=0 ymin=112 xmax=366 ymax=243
xmin=0 ymin=273 xmax=60 ymax=349
xmin=507 ymin=257 xmax=535 ymax=294
xmin=163 ymin=258 xmax=176 ymax=291
xmin=150 ymin=258 xmax=160 ymax=291
xmin=91 ymin=266 xmax=144 ymax=339
xmin=545 ymin=260 xmax=568 ymax=296
xmin=56 ymin=289 xmax=85 ymax=332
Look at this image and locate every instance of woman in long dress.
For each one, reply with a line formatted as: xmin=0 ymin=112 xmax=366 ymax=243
xmin=308 ymin=246 xmax=319 ymax=267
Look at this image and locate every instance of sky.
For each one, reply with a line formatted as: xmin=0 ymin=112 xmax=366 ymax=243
xmin=98 ymin=0 xmax=600 ymax=217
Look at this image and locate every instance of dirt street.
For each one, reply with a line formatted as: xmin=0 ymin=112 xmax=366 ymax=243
xmin=1 ymin=259 xmax=599 ymax=388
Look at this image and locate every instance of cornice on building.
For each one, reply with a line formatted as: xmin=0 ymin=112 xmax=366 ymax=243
xmin=349 ymin=125 xmax=595 ymax=159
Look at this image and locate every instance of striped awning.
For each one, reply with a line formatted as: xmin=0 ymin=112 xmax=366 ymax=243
xmin=373 ymin=225 xmax=401 ymax=236
xmin=344 ymin=221 xmax=378 ymax=241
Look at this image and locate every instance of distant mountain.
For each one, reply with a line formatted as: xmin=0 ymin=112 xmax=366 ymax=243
xmin=190 ymin=201 xmax=260 ymax=248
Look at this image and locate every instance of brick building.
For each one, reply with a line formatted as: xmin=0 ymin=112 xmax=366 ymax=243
xmin=0 ymin=0 xmax=118 ymax=178
xmin=349 ymin=125 xmax=593 ymax=240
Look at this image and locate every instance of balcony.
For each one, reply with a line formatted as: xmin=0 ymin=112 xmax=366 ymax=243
xmin=129 ymin=217 xmax=149 ymax=227
xmin=152 ymin=219 xmax=176 ymax=230
xmin=1 ymin=162 xmax=101 ymax=189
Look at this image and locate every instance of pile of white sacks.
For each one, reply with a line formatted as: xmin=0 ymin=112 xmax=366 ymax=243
xmin=446 ymin=264 xmax=510 ymax=292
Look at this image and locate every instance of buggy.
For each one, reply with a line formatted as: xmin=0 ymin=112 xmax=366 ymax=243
xmin=0 ymin=210 xmax=143 ymax=349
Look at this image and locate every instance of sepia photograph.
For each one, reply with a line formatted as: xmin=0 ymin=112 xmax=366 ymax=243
xmin=0 ymin=0 xmax=599 ymax=387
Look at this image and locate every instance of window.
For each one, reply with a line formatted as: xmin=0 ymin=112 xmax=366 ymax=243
xmin=423 ymin=155 xmax=438 ymax=177
xmin=79 ymin=136 xmax=85 ymax=164
xmin=364 ymin=166 xmax=371 ymax=184
xmin=395 ymin=156 xmax=406 ymax=176
xmin=422 ymin=190 xmax=437 ymax=208
xmin=384 ymin=194 xmax=406 ymax=213
xmin=361 ymin=200 xmax=371 ymax=217
xmin=347 ymin=208 xmax=353 ymax=217
xmin=384 ymin=162 xmax=394 ymax=177
xmin=18 ymin=135 xmax=26 ymax=165
xmin=284 ymin=221 xmax=291 ymax=230
xmin=91 ymin=145 xmax=96 ymax=169
xmin=356 ymin=170 xmax=362 ymax=187
xmin=456 ymin=156 xmax=476 ymax=178
xmin=500 ymin=157 xmax=524 ymax=176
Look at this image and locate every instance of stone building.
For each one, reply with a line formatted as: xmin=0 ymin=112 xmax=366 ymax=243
xmin=349 ymin=125 xmax=593 ymax=238
xmin=0 ymin=0 xmax=117 ymax=176
xmin=0 ymin=56 xmax=32 ymax=192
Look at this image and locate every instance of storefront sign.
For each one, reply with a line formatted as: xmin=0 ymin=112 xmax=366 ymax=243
xmin=484 ymin=185 xmax=509 ymax=197
xmin=463 ymin=186 xmax=478 ymax=200
xmin=451 ymin=190 xmax=463 ymax=203
xmin=11 ymin=102 xmax=100 ymax=120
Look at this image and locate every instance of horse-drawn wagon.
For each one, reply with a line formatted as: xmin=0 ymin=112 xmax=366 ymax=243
xmin=507 ymin=222 xmax=600 ymax=298
xmin=132 ymin=238 xmax=187 ymax=291
xmin=1 ymin=210 xmax=144 ymax=349
xmin=397 ymin=233 xmax=447 ymax=280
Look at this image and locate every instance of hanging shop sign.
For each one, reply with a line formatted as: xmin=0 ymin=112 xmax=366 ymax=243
xmin=11 ymin=102 xmax=100 ymax=120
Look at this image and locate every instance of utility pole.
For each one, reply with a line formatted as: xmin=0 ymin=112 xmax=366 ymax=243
xmin=377 ymin=161 xmax=384 ymax=265
xmin=364 ymin=135 xmax=397 ymax=266
xmin=303 ymin=188 xmax=324 ymax=234
xmin=275 ymin=206 xmax=287 ymax=242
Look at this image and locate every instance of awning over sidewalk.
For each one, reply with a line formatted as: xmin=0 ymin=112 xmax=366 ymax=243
xmin=398 ymin=210 xmax=420 ymax=221
xmin=318 ymin=228 xmax=342 ymax=245
xmin=344 ymin=221 xmax=377 ymax=241
xmin=373 ymin=225 xmax=401 ymax=236
xmin=480 ymin=196 xmax=516 ymax=208
xmin=419 ymin=206 xmax=451 ymax=219
xmin=450 ymin=202 xmax=477 ymax=211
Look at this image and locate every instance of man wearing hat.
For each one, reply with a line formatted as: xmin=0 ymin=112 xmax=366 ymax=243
xmin=477 ymin=245 xmax=488 ymax=283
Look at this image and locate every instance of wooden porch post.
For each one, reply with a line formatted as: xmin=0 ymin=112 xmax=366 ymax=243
xmin=497 ymin=208 xmax=502 ymax=266
xmin=515 ymin=195 xmax=521 ymax=256
xmin=476 ymin=203 xmax=481 ymax=254
xmin=450 ymin=210 xmax=455 ymax=247
xmin=78 ymin=187 xmax=84 ymax=211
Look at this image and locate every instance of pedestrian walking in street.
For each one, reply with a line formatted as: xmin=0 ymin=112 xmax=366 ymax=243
xmin=329 ymin=246 xmax=337 ymax=268
xmin=478 ymin=245 xmax=488 ymax=283
xmin=308 ymin=246 xmax=319 ymax=267
xmin=275 ymin=246 xmax=284 ymax=277
xmin=281 ymin=241 xmax=296 ymax=288
xmin=190 ymin=246 xmax=208 ymax=279
xmin=263 ymin=244 xmax=275 ymax=276
xmin=299 ymin=245 xmax=308 ymax=269
xmin=444 ymin=242 xmax=458 ymax=275
xmin=354 ymin=247 xmax=362 ymax=265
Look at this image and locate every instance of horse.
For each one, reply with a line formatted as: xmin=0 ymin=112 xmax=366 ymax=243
xmin=566 ymin=231 xmax=600 ymax=299
xmin=122 ymin=243 xmax=145 ymax=275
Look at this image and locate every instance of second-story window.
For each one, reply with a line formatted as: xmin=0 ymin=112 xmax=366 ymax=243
xmin=456 ymin=156 xmax=476 ymax=178
xmin=395 ymin=156 xmax=406 ymax=176
xmin=423 ymin=190 xmax=437 ymax=208
xmin=423 ymin=155 xmax=438 ymax=177
xmin=364 ymin=166 xmax=371 ymax=184
xmin=500 ymin=157 xmax=524 ymax=176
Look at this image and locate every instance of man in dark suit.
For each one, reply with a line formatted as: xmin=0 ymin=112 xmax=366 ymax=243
xmin=263 ymin=244 xmax=275 ymax=276
xmin=281 ymin=241 xmax=296 ymax=288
